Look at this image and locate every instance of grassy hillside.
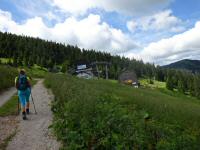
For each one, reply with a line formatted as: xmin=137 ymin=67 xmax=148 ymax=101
xmin=0 ymin=58 xmax=13 ymax=64
xmin=0 ymin=65 xmax=18 ymax=92
xmin=45 ymin=74 xmax=200 ymax=149
xmin=0 ymin=64 xmax=47 ymax=92
xmin=23 ymin=65 xmax=48 ymax=78
xmin=140 ymin=79 xmax=166 ymax=89
xmin=0 ymin=57 xmax=48 ymax=78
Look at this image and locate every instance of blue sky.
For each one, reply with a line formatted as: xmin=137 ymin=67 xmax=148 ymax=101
xmin=0 ymin=0 xmax=200 ymax=65
xmin=171 ymin=0 xmax=200 ymax=19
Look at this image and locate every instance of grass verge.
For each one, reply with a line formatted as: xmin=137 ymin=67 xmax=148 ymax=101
xmin=0 ymin=95 xmax=18 ymax=117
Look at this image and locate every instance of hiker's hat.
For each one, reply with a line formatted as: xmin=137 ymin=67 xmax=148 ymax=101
xmin=19 ymin=69 xmax=26 ymax=74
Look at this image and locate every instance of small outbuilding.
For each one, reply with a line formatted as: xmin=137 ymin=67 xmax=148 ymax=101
xmin=76 ymin=64 xmax=94 ymax=79
xmin=118 ymin=70 xmax=140 ymax=88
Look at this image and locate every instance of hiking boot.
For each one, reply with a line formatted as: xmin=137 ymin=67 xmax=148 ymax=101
xmin=26 ymin=108 xmax=30 ymax=115
xmin=22 ymin=112 xmax=27 ymax=120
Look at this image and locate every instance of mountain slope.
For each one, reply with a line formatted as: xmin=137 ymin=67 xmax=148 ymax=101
xmin=163 ymin=59 xmax=200 ymax=72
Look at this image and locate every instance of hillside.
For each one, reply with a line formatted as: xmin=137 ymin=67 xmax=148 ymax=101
xmin=163 ymin=59 xmax=200 ymax=73
xmin=45 ymin=74 xmax=200 ymax=149
xmin=0 ymin=31 xmax=155 ymax=79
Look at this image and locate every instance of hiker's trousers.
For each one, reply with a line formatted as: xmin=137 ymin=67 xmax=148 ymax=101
xmin=18 ymin=88 xmax=31 ymax=107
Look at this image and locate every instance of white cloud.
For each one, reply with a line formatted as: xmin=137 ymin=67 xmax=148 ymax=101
xmin=51 ymin=0 xmax=95 ymax=15
xmin=127 ymin=21 xmax=138 ymax=32
xmin=45 ymin=11 xmax=59 ymax=21
xmin=127 ymin=10 xmax=184 ymax=33
xmin=12 ymin=0 xmax=63 ymax=23
xmin=50 ymin=14 xmax=138 ymax=53
xmin=130 ymin=21 xmax=200 ymax=65
xmin=52 ymin=0 xmax=171 ymax=16
xmin=170 ymin=26 xmax=185 ymax=33
xmin=0 ymin=10 xmax=51 ymax=38
xmin=0 ymin=9 xmax=138 ymax=54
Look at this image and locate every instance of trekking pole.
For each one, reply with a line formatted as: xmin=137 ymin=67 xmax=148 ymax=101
xmin=17 ymin=95 xmax=20 ymax=115
xmin=30 ymin=90 xmax=37 ymax=114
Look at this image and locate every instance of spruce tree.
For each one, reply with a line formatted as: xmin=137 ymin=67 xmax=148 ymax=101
xmin=166 ymin=77 xmax=174 ymax=91
xmin=178 ymin=79 xmax=185 ymax=93
xmin=194 ymin=75 xmax=200 ymax=99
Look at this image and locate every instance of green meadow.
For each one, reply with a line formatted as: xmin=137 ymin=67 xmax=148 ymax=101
xmin=45 ymin=74 xmax=200 ymax=150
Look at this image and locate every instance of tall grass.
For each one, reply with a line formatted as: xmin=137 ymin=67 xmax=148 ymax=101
xmin=45 ymin=74 xmax=200 ymax=150
xmin=0 ymin=65 xmax=18 ymax=92
xmin=0 ymin=94 xmax=18 ymax=116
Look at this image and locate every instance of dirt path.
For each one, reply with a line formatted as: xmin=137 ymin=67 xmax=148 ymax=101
xmin=0 ymin=87 xmax=16 ymax=107
xmin=6 ymin=80 xmax=60 ymax=150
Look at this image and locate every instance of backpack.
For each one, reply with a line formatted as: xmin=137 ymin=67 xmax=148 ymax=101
xmin=17 ymin=75 xmax=28 ymax=90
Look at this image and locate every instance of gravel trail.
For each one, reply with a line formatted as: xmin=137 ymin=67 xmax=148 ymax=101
xmin=6 ymin=80 xmax=60 ymax=150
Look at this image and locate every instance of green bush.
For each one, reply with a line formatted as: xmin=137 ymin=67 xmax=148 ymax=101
xmin=45 ymin=74 xmax=200 ymax=149
xmin=0 ymin=65 xmax=18 ymax=91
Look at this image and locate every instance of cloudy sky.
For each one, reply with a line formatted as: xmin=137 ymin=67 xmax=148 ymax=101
xmin=0 ymin=0 xmax=200 ymax=65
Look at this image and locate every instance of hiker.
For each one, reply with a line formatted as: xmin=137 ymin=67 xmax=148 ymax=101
xmin=15 ymin=69 xmax=31 ymax=120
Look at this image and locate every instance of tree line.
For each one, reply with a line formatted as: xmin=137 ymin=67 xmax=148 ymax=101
xmin=0 ymin=31 xmax=156 ymax=79
xmin=165 ymin=69 xmax=200 ymax=98
xmin=0 ymin=31 xmax=200 ymax=99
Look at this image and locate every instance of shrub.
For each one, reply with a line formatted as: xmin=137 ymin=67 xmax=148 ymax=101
xmin=45 ymin=74 xmax=200 ymax=149
xmin=0 ymin=65 xmax=18 ymax=91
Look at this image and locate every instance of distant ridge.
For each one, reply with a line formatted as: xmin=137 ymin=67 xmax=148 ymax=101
xmin=162 ymin=59 xmax=200 ymax=73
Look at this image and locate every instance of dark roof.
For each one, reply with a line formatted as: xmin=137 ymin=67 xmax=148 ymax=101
xmin=118 ymin=71 xmax=138 ymax=82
